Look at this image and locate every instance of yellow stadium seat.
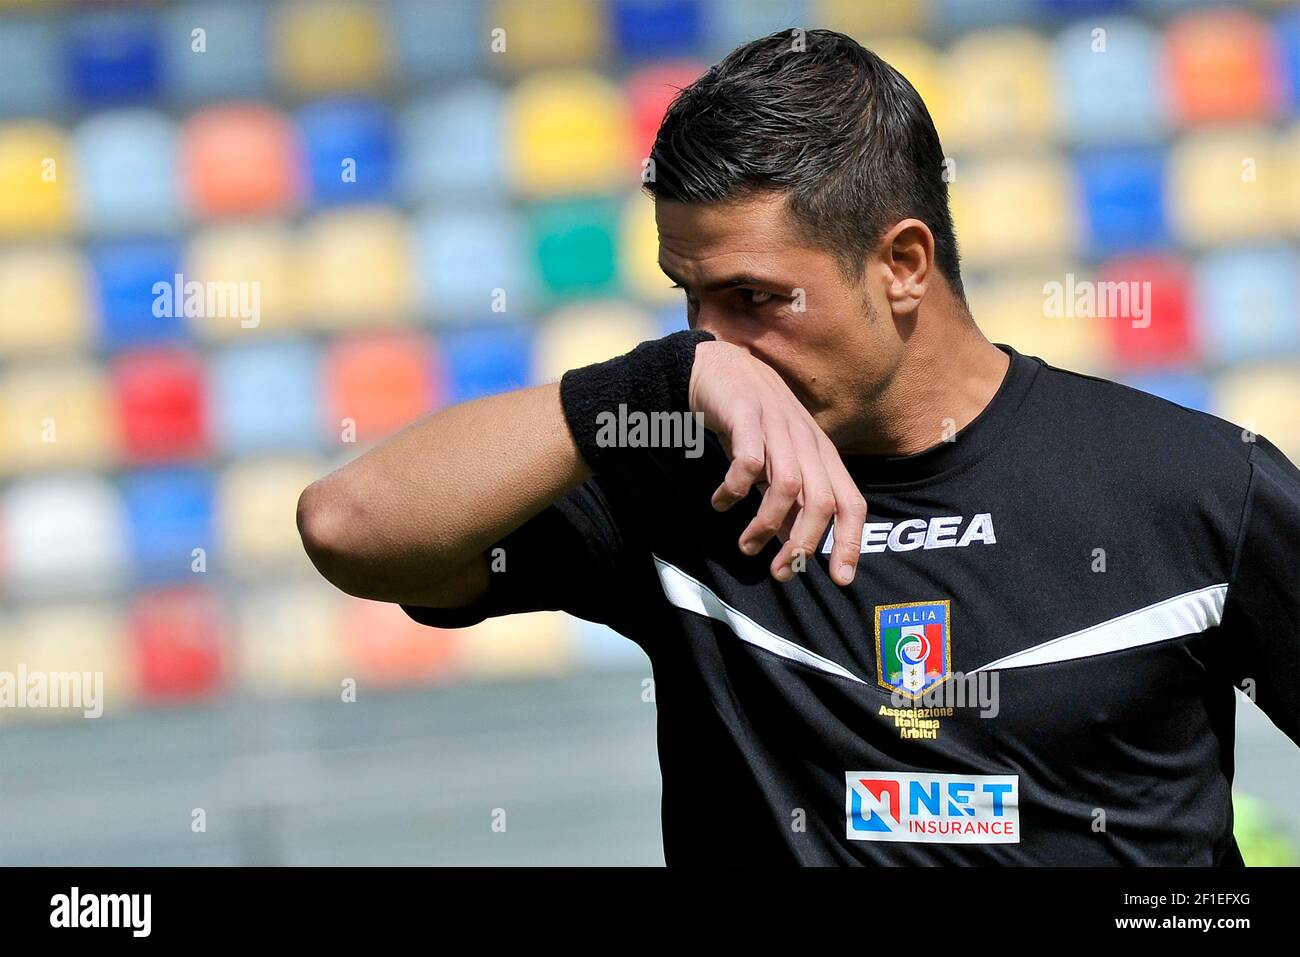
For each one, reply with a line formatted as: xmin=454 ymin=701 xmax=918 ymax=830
xmin=273 ymin=0 xmax=389 ymax=94
xmin=217 ymin=457 xmax=323 ymax=576
xmin=1168 ymin=128 xmax=1286 ymax=247
xmin=620 ymin=194 xmax=676 ymax=305
xmin=0 ymin=603 xmax=133 ymax=724
xmin=532 ymin=301 xmax=657 ymax=383
xmin=949 ymin=154 xmax=1078 ymax=268
xmin=0 ymin=362 xmax=116 ymax=474
xmin=184 ymin=222 xmax=303 ymax=338
xmin=942 ymin=30 xmax=1056 ymax=151
xmin=817 ymin=0 xmax=929 ymax=39
xmin=0 ymin=247 xmax=90 ymax=356
xmin=864 ymin=37 xmax=952 ymax=148
xmin=490 ymin=0 xmax=604 ymax=70
xmin=0 ymin=122 xmax=74 ymax=238
xmin=966 ymin=267 xmax=1108 ymax=375
xmin=298 ymin=207 xmax=413 ymax=330
xmin=235 ymin=582 xmax=347 ymax=696
xmin=1214 ymin=364 xmax=1300 ymax=462
xmin=506 ymin=70 xmax=633 ymax=196
xmin=457 ymin=610 xmax=571 ymax=679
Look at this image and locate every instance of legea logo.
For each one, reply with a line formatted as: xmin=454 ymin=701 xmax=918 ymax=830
xmin=821 ymin=513 xmax=995 ymax=555
xmin=845 ymin=771 xmax=1019 ymax=844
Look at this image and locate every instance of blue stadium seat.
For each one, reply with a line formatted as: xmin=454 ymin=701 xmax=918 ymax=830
xmin=612 ymin=0 xmax=703 ymax=60
xmin=298 ymin=98 xmax=396 ymax=207
xmin=1075 ymin=147 xmax=1169 ymax=255
xmin=66 ymin=10 xmax=162 ymax=106
xmin=210 ymin=340 xmax=323 ymax=454
xmin=0 ymin=18 xmax=64 ymax=118
xmin=122 ymin=467 xmax=216 ymax=584
xmin=74 ymin=110 xmax=181 ymax=234
xmin=1279 ymin=9 xmax=1300 ymax=115
xmin=162 ymin=1 xmax=268 ymax=103
xmin=1193 ymin=246 xmax=1300 ymax=363
xmin=389 ymin=0 xmax=484 ymax=79
xmin=1121 ymin=372 xmax=1211 ymax=413
xmin=398 ymin=85 xmax=506 ymax=202
xmin=439 ymin=323 xmax=535 ymax=403
xmin=702 ymin=0 xmax=808 ymax=57
xmin=412 ymin=206 xmax=531 ymax=319
xmin=90 ymin=240 xmax=188 ymax=350
xmin=1053 ymin=18 xmax=1164 ymax=144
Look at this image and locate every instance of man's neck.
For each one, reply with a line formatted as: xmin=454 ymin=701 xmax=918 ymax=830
xmin=836 ymin=320 xmax=1011 ymax=457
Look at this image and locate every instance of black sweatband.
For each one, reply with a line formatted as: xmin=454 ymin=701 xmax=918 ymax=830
xmin=559 ymin=329 xmax=715 ymax=472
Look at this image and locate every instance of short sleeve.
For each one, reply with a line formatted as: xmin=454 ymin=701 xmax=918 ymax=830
xmin=400 ymin=476 xmax=635 ymax=633
xmin=1219 ymin=437 xmax=1300 ymax=747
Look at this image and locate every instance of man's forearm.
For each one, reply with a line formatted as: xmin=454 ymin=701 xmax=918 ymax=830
xmin=296 ymin=382 xmax=589 ymax=605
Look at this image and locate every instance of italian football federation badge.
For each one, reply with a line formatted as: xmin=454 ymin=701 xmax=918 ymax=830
xmin=875 ymin=600 xmax=952 ymax=699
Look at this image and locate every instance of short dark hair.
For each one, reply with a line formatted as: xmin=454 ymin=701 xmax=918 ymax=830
xmin=646 ymin=28 xmax=965 ymax=303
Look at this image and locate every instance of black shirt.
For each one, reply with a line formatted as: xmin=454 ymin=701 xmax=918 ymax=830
xmin=404 ymin=344 xmax=1300 ymax=865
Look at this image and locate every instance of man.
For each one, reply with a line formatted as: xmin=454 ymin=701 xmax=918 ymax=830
xmin=297 ymin=30 xmax=1299 ymax=865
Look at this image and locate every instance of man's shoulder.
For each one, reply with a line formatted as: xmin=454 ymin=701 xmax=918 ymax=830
xmin=1024 ymin=353 xmax=1258 ymax=475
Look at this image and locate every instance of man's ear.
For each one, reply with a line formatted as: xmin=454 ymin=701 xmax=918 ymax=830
xmin=879 ymin=219 xmax=934 ymax=316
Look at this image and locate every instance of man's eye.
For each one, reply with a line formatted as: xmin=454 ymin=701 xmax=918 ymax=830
xmin=744 ymin=289 xmax=775 ymax=306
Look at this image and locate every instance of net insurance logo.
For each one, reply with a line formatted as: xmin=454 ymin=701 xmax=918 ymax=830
xmin=845 ymin=772 xmax=1021 ymax=844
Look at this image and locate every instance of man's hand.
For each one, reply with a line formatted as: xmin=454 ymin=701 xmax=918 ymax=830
xmin=689 ymin=340 xmax=867 ymax=586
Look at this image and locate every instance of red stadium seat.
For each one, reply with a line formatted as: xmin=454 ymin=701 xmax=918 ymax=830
xmin=341 ymin=596 xmax=459 ymax=687
xmin=111 ymin=348 xmax=208 ymax=463
xmin=130 ymin=586 xmax=226 ymax=703
xmin=1099 ymin=255 xmax=1196 ymax=369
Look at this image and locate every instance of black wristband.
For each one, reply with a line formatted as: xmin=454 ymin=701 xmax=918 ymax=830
xmin=559 ymin=329 xmax=715 ymax=472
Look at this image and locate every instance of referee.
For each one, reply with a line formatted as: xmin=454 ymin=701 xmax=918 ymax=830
xmin=297 ymin=30 xmax=1299 ymax=865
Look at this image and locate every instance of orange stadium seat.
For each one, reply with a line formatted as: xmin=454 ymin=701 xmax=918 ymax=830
xmin=341 ymin=596 xmax=460 ymax=687
xmin=323 ymin=331 xmax=439 ymax=444
xmin=506 ymin=70 xmax=634 ymax=196
xmin=0 ymin=121 xmax=74 ymax=238
xmin=273 ymin=0 xmax=390 ymax=94
xmin=0 ymin=246 xmax=91 ymax=356
xmin=1163 ymin=9 xmax=1283 ymax=126
xmin=0 ymin=361 xmax=117 ymax=474
xmin=181 ymin=104 xmax=302 ymax=218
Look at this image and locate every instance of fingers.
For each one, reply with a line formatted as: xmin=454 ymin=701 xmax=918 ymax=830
xmin=770 ymin=425 xmax=835 ymax=582
xmin=821 ymin=432 xmax=868 ymax=586
xmin=738 ymin=421 xmax=799 ymax=557
xmin=712 ymin=405 xmax=764 ymax=511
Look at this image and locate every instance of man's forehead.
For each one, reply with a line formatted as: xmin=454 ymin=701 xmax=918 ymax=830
xmin=655 ymin=194 xmax=811 ymax=279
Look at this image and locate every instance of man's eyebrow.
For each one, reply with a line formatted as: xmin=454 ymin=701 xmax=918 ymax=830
xmin=657 ymin=262 xmax=785 ymax=292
